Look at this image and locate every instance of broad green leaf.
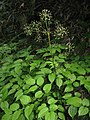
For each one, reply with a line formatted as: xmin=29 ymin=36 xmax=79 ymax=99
xmin=3 ymin=83 xmax=13 ymax=90
xmin=85 ymin=83 xmax=90 ymax=90
xmin=63 ymin=93 xmax=72 ymax=99
xmin=29 ymin=85 xmax=38 ymax=92
xmin=24 ymin=104 xmax=34 ymax=120
xmin=24 ymin=76 xmax=35 ymax=86
xmin=73 ymin=82 xmax=79 ymax=87
xmin=48 ymin=73 xmax=56 ymax=83
xmin=69 ymin=74 xmax=76 ymax=82
xmin=14 ymin=59 xmax=23 ymax=63
xmin=77 ymin=76 xmax=85 ymax=81
xmin=77 ymin=76 xmax=86 ymax=85
xmin=35 ymin=91 xmax=43 ymax=98
xmin=66 ymin=97 xmax=81 ymax=107
xmin=2 ymin=114 xmax=12 ymax=120
xmin=3 ymin=108 xmax=12 ymax=115
xmin=45 ymin=111 xmax=56 ymax=120
xmin=58 ymin=105 xmax=65 ymax=112
xmin=68 ymin=106 xmax=77 ymax=118
xmin=56 ymin=78 xmax=63 ymax=88
xmin=40 ymin=62 xmax=46 ymax=68
xmin=62 ymin=70 xmax=71 ymax=78
xmin=38 ymin=107 xmax=48 ymax=118
xmin=77 ymin=67 xmax=86 ymax=75
xmin=86 ymin=68 xmax=90 ymax=73
xmin=43 ymin=53 xmax=51 ymax=57
xmin=12 ymin=109 xmax=21 ymax=120
xmin=18 ymin=114 xmax=25 ymax=120
xmin=15 ymin=66 xmax=22 ymax=75
xmin=1 ymin=101 xmax=9 ymax=111
xmin=84 ymin=82 xmax=90 ymax=91
xmin=20 ymin=95 xmax=31 ymax=105
xmin=15 ymin=89 xmax=23 ymax=101
xmin=43 ymin=84 xmax=51 ymax=93
xmin=50 ymin=104 xmax=58 ymax=111
xmin=74 ymin=92 xmax=81 ymax=97
xmin=38 ymin=104 xmax=47 ymax=111
xmin=23 ymin=84 xmax=30 ymax=90
xmin=82 ymin=98 xmax=89 ymax=107
xmin=10 ymin=103 xmax=19 ymax=111
xmin=8 ymin=85 xmax=19 ymax=95
xmin=57 ymin=75 xmax=64 ymax=78
xmin=64 ymin=63 xmax=71 ymax=69
xmin=41 ymin=68 xmax=52 ymax=74
xmin=48 ymin=98 xmax=57 ymax=104
xmin=30 ymin=66 xmax=35 ymax=71
xmin=29 ymin=112 xmax=34 ymax=120
xmin=2 ymin=89 xmax=10 ymax=100
xmin=59 ymin=59 xmax=65 ymax=63
xmin=37 ymin=76 xmax=44 ymax=86
xmin=78 ymin=106 xmax=89 ymax=116
xmin=58 ymin=112 xmax=65 ymax=120
xmin=64 ymin=80 xmax=72 ymax=85
xmin=51 ymin=48 xmax=56 ymax=54
xmin=64 ymin=85 xmax=73 ymax=92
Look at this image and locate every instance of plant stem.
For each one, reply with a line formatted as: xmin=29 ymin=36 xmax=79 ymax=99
xmin=47 ymin=31 xmax=51 ymax=46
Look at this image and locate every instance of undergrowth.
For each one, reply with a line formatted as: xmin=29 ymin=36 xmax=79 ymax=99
xmin=0 ymin=42 xmax=90 ymax=120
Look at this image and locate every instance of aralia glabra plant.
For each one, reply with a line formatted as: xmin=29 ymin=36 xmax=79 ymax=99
xmin=0 ymin=10 xmax=90 ymax=120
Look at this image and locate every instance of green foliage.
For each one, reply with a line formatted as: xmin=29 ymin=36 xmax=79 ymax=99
xmin=0 ymin=42 xmax=90 ymax=120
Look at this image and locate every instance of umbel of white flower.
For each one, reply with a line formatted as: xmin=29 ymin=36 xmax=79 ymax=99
xmin=24 ymin=9 xmax=68 ymax=44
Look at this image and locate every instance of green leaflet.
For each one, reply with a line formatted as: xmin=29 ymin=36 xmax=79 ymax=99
xmin=14 ymin=89 xmax=23 ymax=101
xmin=78 ymin=106 xmax=89 ymax=116
xmin=82 ymin=98 xmax=90 ymax=107
xmin=24 ymin=104 xmax=34 ymax=120
xmin=8 ymin=85 xmax=19 ymax=95
xmin=38 ymin=103 xmax=47 ymax=111
xmin=10 ymin=103 xmax=19 ymax=111
xmin=35 ymin=91 xmax=43 ymax=98
xmin=12 ymin=109 xmax=21 ymax=120
xmin=45 ymin=111 xmax=56 ymax=120
xmin=48 ymin=98 xmax=57 ymax=104
xmin=68 ymin=106 xmax=77 ymax=118
xmin=56 ymin=78 xmax=63 ymax=88
xmin=66 ymin=97 xmax=81 ymax=107
xmin=2 ymin=114 xmax=12 ymax=120
xmin=50 ymin=104 xmax=58 ymax=111
xmin=38 ymin=107 xmax=48 ymax=118
xmin=20 ymin=95 xmax=31 ymax=105
xmin=36 ymin=76 xmax=44 ymax=86
xmin=58 ymin=105 xmax=65 ymax=112
xmin=18 ymin=114 xmax=26 ymax=120
xmin=73 ymin=82 xmax=79 ymax=87
xmin=58 ymin=112 xmax=65 ymax=120
xmin=64 ymin=85 xmax=73 ymax=92
xmin=48 ymin=73 xmax=56 ymax=83
xmin=43 ymin=84 xmax=51 ymax=93
xmin=63 ymin=93 xmax=72 ymax=99
xmin=41 ymin=68 xmax=52 ymax=74
xmin=24 ymin=76 xmax=35 ymax=86
xmin=29 ymin=85 xmax=38 ymax=92
xmin=1 ymin=101 xmax=9 ymax=111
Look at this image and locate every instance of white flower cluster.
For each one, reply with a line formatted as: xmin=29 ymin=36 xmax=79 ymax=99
xmin=39 ymin=9 xmax=52 ymax=22
xmin=24 ymin=21 xmax=42 ymax=36
xmin=54 ymin=24 xmax=68 ymax=38
xmin=24 ymin=9 xmax=68 ymax=43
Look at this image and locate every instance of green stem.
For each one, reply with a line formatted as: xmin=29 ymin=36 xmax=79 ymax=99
xmin=47 ymin=31 xmax=51 ymax=46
